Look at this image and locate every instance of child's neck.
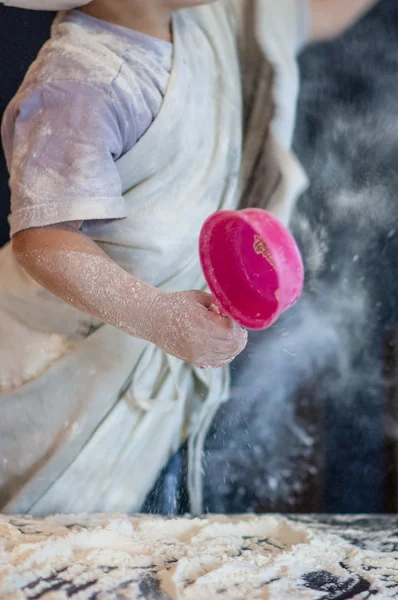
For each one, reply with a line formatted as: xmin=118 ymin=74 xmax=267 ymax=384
xmin=79 ymin=0 xmax=173 ymax=42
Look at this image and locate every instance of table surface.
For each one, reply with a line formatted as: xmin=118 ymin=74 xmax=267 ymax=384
xmin=1 ymin=513 xmax=397 ymax=599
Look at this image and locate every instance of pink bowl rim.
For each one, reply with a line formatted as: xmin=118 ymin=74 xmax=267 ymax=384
xmin=241 ymin=208 xmax=304 ymax=308
xmin=199 ymin=210 xmax=285 ymax=329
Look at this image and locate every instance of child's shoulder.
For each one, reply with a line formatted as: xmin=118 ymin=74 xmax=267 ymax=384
xmin=17 ymin=11 xmax=129 ymax=102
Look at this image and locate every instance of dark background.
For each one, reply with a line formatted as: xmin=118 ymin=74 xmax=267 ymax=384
xmin=0 ymin=5 xmax=55 ymax=245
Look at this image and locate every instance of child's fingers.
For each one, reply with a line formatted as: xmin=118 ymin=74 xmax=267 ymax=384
xmin=210 ymin=319 xmax=248 ymax=345
xmin=202 ymin=355 xmax=237 ymax=369
xmin=210 ymin=330 xmax=247 ymax=359
xmin=190 ymin=290 xmax=214 ymax=308
xmin=203 ymin=310 xmax=239 ymax=335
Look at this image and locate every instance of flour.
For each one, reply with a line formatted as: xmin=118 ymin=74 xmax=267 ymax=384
xmin=15 ymin=245 xmax=246 ymax=369
xmin=0 ymin=514 xmax=397 ymax=599
xmin=0 ymin=317 xmax=72 ymax=393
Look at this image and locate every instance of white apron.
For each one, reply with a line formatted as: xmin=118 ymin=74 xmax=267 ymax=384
xmin=0 ymin=0 xmax=307 ymax=516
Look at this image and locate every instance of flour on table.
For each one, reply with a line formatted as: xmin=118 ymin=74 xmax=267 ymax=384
xmin=0 ymin=514 xmax=397 ymax=599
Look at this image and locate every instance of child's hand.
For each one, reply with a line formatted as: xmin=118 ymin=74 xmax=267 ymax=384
xmin=13 ymin=227 xmax=247 ymax=368
xmin=150 ymin=290 xmax=248 ymax=368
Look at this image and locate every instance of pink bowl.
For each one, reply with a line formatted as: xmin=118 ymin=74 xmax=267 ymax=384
xmin=199 ymin=208 xmax=304 ymax=330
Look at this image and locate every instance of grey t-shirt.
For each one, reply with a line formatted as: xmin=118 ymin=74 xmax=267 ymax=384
xmin=1 ymin=2 xmax=310 ymax=237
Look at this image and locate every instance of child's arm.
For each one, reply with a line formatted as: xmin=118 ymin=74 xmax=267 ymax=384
xmin=13 ymin=226 xmax=247 ymax=368
xmin=309 ymin=0 xmax=379 ymax=42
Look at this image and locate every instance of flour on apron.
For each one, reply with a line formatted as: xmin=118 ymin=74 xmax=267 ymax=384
xmin=0 ymin=0 xmax=308 ymax=515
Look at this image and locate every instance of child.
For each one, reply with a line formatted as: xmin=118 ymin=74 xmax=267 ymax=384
xmin=0 ymin=0 xmax=378 ymax=515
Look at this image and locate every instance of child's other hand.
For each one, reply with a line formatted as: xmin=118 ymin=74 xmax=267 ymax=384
xmin=150 ymin=290 xmax=248 ymax=368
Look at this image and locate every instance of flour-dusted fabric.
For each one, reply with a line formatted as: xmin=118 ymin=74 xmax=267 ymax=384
xmin=2 ymin=3 xmax=310 ymax=239
xmin=2 ymin=10 xmax=172 ymax=237
xmin=0 ymin=0 xmax=309 ymax=516
xmin=240 ymin=0 xmax=309 ymax=223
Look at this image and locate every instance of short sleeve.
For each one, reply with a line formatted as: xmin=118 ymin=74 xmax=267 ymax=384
xmin=4 ymin=82 xmax=129 ymax=236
